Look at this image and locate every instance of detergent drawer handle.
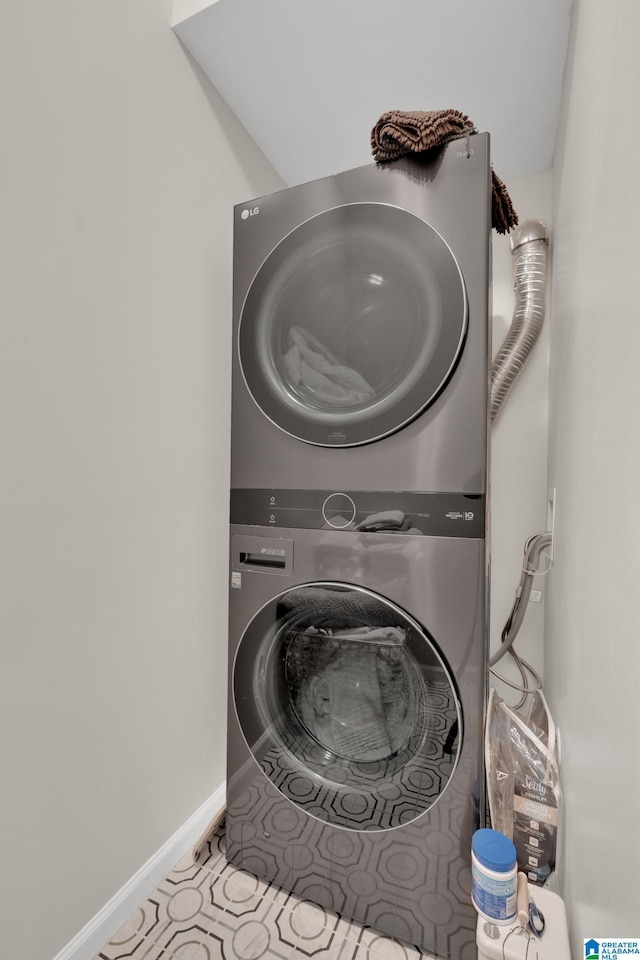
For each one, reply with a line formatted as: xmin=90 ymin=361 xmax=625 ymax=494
xmin=239 ymin=551 xmax=286 ymax=569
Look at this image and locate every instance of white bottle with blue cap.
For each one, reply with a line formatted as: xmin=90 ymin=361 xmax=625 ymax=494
xmin=471 ymin=828 xmax=518 ymax=924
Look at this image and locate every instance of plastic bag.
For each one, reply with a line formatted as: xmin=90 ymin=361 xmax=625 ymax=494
xmin=485 ymin=687 xmax=561 ymax=886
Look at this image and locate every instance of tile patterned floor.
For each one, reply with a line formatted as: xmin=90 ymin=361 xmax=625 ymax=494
xmin=95 ymin=821 xmax=437 ymax=960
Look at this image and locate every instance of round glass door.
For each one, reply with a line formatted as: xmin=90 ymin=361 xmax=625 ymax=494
xmin=238 ymin=203 xmax=467 ymax=447
xmin=233 ymin=583 xmax=462 ymax=831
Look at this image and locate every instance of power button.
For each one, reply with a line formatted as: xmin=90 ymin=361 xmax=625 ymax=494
xmin=322 ymin=493 xmax=357 ymax=529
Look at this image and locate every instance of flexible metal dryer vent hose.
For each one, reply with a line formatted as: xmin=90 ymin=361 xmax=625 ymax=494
xmin=490 ymin=220 xmax=549 ymax=424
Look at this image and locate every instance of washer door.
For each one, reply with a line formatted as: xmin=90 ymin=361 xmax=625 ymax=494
xmin=233 ymin=582 xmax=461 ymax=831
xmin=238 ymin=203 xmax=467 ymax=447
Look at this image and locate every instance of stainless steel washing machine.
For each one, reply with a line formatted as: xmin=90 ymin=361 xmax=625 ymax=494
xmin=226 ymin=498 xmax=487 ymax=960
xmin=226 ymin=140 xmax=491 ymax=959
xmin=231 ymin=134 xmax=491 ymax=496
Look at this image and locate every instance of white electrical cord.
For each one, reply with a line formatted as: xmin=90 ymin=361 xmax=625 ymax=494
xmin=489 ymin=531 xmax=552 ymax=709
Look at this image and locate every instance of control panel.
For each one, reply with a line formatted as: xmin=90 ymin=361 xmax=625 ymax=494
xmin=230 ymin=489 xmax=485 ymax=539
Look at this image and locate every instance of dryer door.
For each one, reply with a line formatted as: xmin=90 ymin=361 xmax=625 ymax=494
xmin=233 ymin=582 xmax=462 ymax=831
xmin=238 ymin=203 xmax=467 ymax=447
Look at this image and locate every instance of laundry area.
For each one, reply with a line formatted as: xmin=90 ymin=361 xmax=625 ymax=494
xmin=4 ymin=4 xmax=640 ymax=960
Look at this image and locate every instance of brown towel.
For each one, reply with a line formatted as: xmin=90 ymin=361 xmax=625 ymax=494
xmin=371 ymin=109 xmax=518 ymax=235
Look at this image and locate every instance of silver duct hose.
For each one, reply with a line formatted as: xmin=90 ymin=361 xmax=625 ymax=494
xmin=490 ymin=220 xmax=549 ymax=424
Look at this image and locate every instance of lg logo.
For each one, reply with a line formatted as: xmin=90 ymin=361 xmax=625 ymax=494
xmin=241 ymin=207 xmax=259 ymax=220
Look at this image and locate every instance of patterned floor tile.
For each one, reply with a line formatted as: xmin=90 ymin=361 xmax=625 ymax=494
xmin=278 ymin=899 xmax=355 ymax=957
xmin=194 ymin=829 xmax=227 ymax=878
xmin=96 ymin=926 xmax=171 ymax=960
xmin=120 ymin=865 xmax=226 ymax=957
xmin=121 ymin=899 xmax=165 ymax=942
xmin=202 ymin=891 xmax=298 ymax=959
xmin=167 ymin=853 xmax=225 ymax=888
xmin=382 ymin=940 xmax=424 ymax=960
xmin=339 ymin=917 xmax=372 ymax=946
xmin=135 ymin=941 xmax=185 ymax=960
xmin=208 ymin=863 xmax=277 ymax=917
xmin=352 ymin=929 xmax=425 ymax=960
xmin=352 ymin=930 xmax=390 ymax=960
xmin=174 ymin=941 xmax=223 ymax=960
xmin=94 ymin=825 xmax=443 ymax=960
xmin=295 ymin=938 xmax=359 ymax=960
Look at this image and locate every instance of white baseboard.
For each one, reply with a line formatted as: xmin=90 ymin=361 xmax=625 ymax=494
xmin=52 ymin=783 xmax=226 ymax=960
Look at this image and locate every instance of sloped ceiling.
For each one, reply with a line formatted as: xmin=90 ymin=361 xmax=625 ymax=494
xmin=173 ymin=0 xmax=572 ymax=188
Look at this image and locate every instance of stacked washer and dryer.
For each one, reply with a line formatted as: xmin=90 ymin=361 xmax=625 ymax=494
xmin=226 ymin=134 xmax=492 ymax=960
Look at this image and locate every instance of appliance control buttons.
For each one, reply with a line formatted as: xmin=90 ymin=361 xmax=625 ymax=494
xmin=322 ymin=493 xmax=357 ymax=528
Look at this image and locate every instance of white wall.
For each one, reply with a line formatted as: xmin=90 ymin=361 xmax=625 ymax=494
xmin=546 ymin=0 xmax=640 ymax=947
xmin=0 ymin=3 xmax=283 ymax=959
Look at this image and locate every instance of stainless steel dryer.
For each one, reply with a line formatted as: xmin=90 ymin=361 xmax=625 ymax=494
xmin=227 ymin=140 xmax=491 ymax=959
xmin=226 ymin=498 xmax=486 ymax=960
xmin=231 ymin=134 xmax=491 ymax=496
